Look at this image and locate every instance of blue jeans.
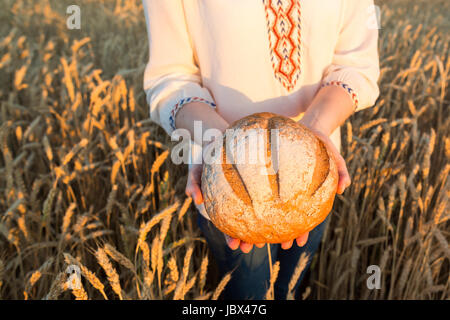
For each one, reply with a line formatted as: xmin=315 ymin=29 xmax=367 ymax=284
xmin=197 ymin=212 xmax=329 ymax=300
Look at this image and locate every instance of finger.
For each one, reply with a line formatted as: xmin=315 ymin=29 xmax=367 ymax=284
xmin=337 ymin=167 xmax=351 ymax=194
xmin=334 ymin=155 xmax=351 ymax=195
xmin=191 ymin=164 xmax=203 ymax=181
xmin=240 ymin=241 xmax=253 ymax=254
xmin=281 ymin=240 xmax=293 ymax=250
xmin=337 ymin=179 xmax=351 ymax=194
xmin=296 ymin=233 xmax=309 ymax=247
xmin=255 ymin=243 xmax=265 ymax=248
xmin=224 ymin=234 xmax=240 ymax=250
xmin=185 ymin=183 xmax=203 ymax=205
xmin=315 ymin=137 xmax=350 ymax=195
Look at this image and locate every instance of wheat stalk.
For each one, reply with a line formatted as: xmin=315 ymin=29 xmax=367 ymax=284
xmin=178 ymin=197 xmax=192 ymax=222
xmin=136 ymin=201 xmax=179 ymax=254
xmin=70 ymin=283 xmax=88 ymax=300
xmin=173 ymin=246 xmax=194 ymax=300
xmin=163 ymin=256 xmax=179 ymax=295
xmin=198 ymin=255 xmax=209 ymax=295
xmin=265 ymin=261 xmax=280 ymax=300
xmin=95 ymin=248 xmax=123 ymax=300
xmin=212 ymin=272 xmax=232 ymax=300
xmin=286 ymin=253 xmax=309 ymax=300
xmin=63 ymin=253 xmax=108 ymax=300
xmin=45 ymin=273 xmax=67 ymax=300
xmin=104 ymin=243 xmax=135 ymax=272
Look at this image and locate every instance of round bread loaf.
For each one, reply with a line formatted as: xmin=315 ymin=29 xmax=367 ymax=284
xmin=201 ymin=112 xmax=338 ymax=244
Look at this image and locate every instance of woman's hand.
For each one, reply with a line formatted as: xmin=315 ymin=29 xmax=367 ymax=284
xmin=297 ymin=84 xmax=356 ymax=195
xmin=298 ymin=119 xmax=351 ymax=195
xmin=185 ymin=162 xmax=204 ymax=206
xmin=184 ymin=142 xmax=255 ymax=252
xmin=186 ymin=161 xmax=272 ymax=254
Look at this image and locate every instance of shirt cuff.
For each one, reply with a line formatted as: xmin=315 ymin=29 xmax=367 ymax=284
xmin=321 ymin=81 xmax=359 ymax=111
xmin=169 ymin=97 xmax=217 ymax=132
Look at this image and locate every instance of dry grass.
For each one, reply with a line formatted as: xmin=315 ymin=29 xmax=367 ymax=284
xmin=0 ymin=0 xmax=448 ymax=300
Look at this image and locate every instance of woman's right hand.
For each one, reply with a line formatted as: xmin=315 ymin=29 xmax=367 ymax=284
xmin=175 ymin=102 xmax=258 ymax=250
xmin=185 ymin=162 xmax=204 ymax=206
xmin=185 ymin=161 xmax=262 ymax=253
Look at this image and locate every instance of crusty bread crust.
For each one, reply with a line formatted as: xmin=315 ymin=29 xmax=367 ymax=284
xmin=201 ymin=112 xmax=338 ymax=243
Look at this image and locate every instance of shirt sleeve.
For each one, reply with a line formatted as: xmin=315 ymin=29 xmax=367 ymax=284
xmin=142 ymin=0 xmax=216 ymax=135
xmin=321 ymin=0 xmax=380 ymax=112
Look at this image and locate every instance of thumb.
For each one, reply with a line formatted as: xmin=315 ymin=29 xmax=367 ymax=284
xmin=186 ymin=183 xmax=203 ymax=205
xmin=334 ymin=154 xmax=351 ymax=194
xmin=186 ymin=164 xmax=204 ymax=205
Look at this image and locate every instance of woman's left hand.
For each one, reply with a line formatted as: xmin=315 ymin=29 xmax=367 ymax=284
xmin=299 ymin=119 xmax=352 ymax=195
xmin=274 ymin=120 xmax=352 ymax=251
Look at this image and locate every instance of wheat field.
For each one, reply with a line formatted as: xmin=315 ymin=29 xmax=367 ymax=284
xmin=0 ymin=0 xmax=448 ymax=300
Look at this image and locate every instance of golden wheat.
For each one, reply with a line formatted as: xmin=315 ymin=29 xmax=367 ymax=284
xmin=0 ymin=0 xmax=448 ymax=301
xmin=95 ymin=248 xmax=123 ymax=300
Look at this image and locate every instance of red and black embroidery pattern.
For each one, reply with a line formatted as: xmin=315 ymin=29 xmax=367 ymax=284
xmin=263 ymin=0 xmax=302 ymax=92
xmin=321 ymin=81 xmax=360 ymax=110
xmin=170 ymin=97 xmax=216 ymax=131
